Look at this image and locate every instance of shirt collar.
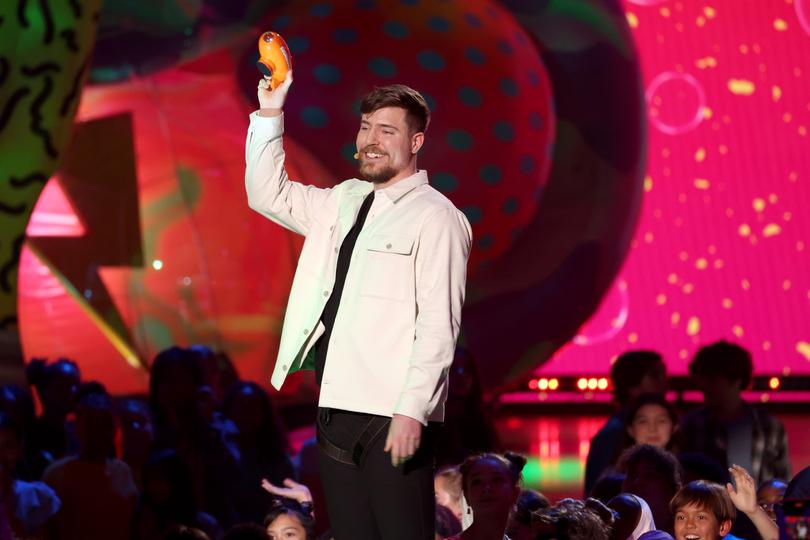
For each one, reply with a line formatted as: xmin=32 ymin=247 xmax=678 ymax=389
xmin=376 ymin=170 xmax=429 ymax=203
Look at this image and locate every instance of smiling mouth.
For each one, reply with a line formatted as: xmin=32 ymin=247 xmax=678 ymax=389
xmin=684 ymin=535 xmax=700 ymax=540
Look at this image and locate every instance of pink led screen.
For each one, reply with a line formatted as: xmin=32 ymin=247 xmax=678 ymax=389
xmin=541 ymin=0 xmax=810 ymax=376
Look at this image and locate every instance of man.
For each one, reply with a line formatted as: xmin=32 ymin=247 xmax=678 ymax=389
xmin=680 ymin=340 xmax=790 ymax=487
xmin=583 ymin=350 xmax=667 ymax=496
xmin=245 ymin=71 xmax=472 ymax=539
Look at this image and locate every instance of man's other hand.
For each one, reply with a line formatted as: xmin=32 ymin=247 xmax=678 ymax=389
xmin=383 ymin=414 xmax=422 ymax=467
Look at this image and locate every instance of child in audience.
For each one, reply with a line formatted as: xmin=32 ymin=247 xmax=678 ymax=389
xmin=264 ymin=500 xmax=315 ymax=540
xmin=625 ymin=394 xmax=678 ymax=450
xmin=445 ymin=452 xmax=525 ymax=540
xmin=670 ymin=467 xmax=778 ymax=540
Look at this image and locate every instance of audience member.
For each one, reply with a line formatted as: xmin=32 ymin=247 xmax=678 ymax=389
xmin=585 ymin=351 xmax=667 ymax=496
xmin=150 ymin=346 xmax=240 ymax=528
xmin=445 ymin=452 xmax=525 ymax=540
xmin=435 ymin=348 xmax=500 ymax=467
xmin=756 ymin=478 xmax=786 ymax=521
xmin=224 ymin=382 xmax=294 ymax=524
xmin=625 ymin=394 xmax=678 ymax=451
xmin=590 ymin=474 xmax=627 ymax=505
xmin=0 ymin=413 xmax=60 ymax=538
xmin=532 ymin=498 xmax=611 ymax=540
xmin=264 ymin=500 xmax=315 ymax=540
xmin=43 ymin=392 xmax=138 ymax=540
xmin=680 ymin=341 xmax=790 ymax=486
xmin=117 ymin=398 xmax=154 ymax=491
xmin=0 ymin=384 xmax=49 ymax=481
xmin=506 ymin=489 xmax=550 ymax=540
xmin=26 ymin=358 xmax=81 ymax=464
xmin=618 ymin=444 xmax=682 ymax=534
xmin=784 ymin=466 xmax=810 ymax=499
xmin=435 ymin=503 xmax=462 ymax=540
xmin=133 ymin=449 xmax=222 ymax=540
xmin=607 ymin=493 xmax=656 ymax=540
xmin=670 ymin=481 xmax=735 ymax=540
xmin=435 ymin=465 xmax=464 ymax=522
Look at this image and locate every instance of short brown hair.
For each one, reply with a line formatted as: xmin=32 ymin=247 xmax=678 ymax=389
xmin=360 ymin=84 xmax=431 ymax=133
xmin=670 ymin=480 xmax=736 ymax=523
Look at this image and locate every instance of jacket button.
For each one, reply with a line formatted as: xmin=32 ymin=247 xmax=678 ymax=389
xmin=386 ymin=243 xmax=392 ymax=249
xmin=334 ymin=247 xmax=338 ymax=253
xmin=281 ymin=364 xmax=288 ymax=371
xmin=323 ymin=290 xmax=329 ymax=297
xmin=303 ymin=329 xmax=309 ymax=335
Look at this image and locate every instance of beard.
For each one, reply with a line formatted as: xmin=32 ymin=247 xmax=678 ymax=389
xmin=358 ymin=150 xmax=398 ymax=184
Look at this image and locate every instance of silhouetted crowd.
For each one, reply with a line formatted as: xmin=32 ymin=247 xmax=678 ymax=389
xmin=0 ymin=340 xmax=806 ymax=540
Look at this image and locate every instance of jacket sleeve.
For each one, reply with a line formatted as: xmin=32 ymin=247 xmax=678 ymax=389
xmin=245 ymin=112 xmax=331 ymax=236
xmin=393 ymin=207 xmax=472 ymax=425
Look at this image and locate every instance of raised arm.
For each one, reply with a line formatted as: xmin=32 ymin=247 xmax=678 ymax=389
xmin=245 ymin=70 xmax=331 ymax=235
xmin=727 ymin=464 xmax=779 ymax=540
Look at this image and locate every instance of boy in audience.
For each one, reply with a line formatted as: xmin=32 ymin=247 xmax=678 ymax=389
xmin=670 ymin=481 xmax=735 ymax=540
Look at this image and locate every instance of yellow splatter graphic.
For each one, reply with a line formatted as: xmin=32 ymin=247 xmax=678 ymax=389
xmin=644 ymin=175 xmax=653 ymax=192
xmin=733 ymin=325 xmax=744 ymax=338
xmin=796 ymin=341 xmax=810 ymax=362
xmin=683 ymin=283 xmax=695 ymax=294
xmin=671 ymin=312 xmax=681 ymax=326
xmin=704 ymin=6 xmax=717 ymax=18
xmin=763 ymin=223 xmax=782 ymax=237
xmin=695 ymin=148 xmax=706 ymax=162
xmin=722 ymin=298 xmax=733 ymax=309
xmin=772 ymin=86 xmax=782 ymax=102
xmin=738 ymin=223 xmax=751 ymax=237
xmin=753 ymin=198 xmax=766 ymax=212
xmin=687 ymin=316 xmax=701 ymax=336
xmin=695 ymin=258 xmax=708 ymax=270
xmin=696 ymin=57 xmax=718 ymax=69
xmin=728 ymin=79 xmax=756 ymax=95
xmin=627 ymin=12 xmax=639 ymax=28
xmin=774 ymin=19 xmax=788 ymax=31
xmin=656 ymin=294 xmax=667 ymax=305
xmin=695 ymin=178 xmax=711 ymax=190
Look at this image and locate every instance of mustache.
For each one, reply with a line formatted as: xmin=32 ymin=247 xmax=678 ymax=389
xmin=360 ymin=146 xmax=387 ymax=155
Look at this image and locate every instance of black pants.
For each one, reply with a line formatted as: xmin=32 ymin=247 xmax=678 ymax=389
xmin=317 ymin=408 xmax=436 ymax=540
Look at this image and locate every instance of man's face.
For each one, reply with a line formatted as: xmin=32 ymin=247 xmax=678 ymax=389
xmin=673 ymin=503 xmax=731 ymax=540
xmin=356 ymin=106 xmax=422 ymax=185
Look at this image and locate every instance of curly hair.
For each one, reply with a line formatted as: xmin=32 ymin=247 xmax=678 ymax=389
xmin=532 ymin=498 xmax=612 ymax=540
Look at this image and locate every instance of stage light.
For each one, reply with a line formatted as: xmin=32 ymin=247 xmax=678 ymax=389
xmin=769 ymin=377 xmax=780 ymax=390
xmin=577 ymin=378 xmax=588 ymax=390
xmin=528 ymin=379 xmax=538 ymax=390
xmin=152 ymin=259 xmax=163 ymax=270
xmin=549 ymin=378 xmax=559 ymax=391
xmin=597 ymin=378 xmax=608 ymax=390
xmin=587 ymin=378 xmax=598 ymax=390
xmin=538 ymin=378 xmax=549 ymax=391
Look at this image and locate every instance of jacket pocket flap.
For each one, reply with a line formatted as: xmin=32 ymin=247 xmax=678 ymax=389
xmin=366 ymin=234 xmax=414 ymax=255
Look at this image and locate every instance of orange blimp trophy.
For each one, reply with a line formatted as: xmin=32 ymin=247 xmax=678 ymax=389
xmin=256 ymin=31 xmax=292 ymax=89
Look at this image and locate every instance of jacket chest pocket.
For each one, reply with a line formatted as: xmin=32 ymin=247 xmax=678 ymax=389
xmin=360 ymin=234 xmax=414 ymax=301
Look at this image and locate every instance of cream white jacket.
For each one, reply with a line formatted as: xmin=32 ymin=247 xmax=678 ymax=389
xmin=245 ymin=112 xmax=472 ymax=424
